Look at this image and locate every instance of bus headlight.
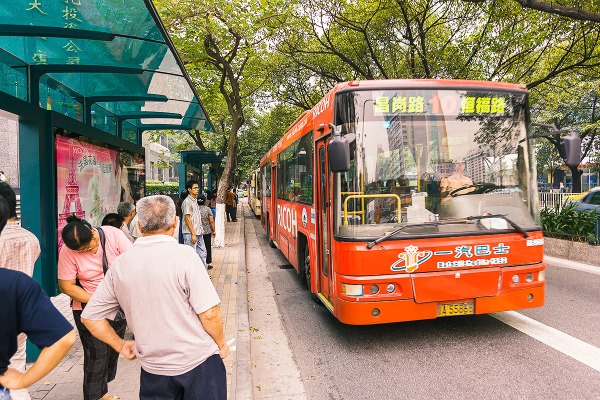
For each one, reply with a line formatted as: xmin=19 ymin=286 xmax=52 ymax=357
xmin=342 ymin=284 xmax=363 ymax=296
xmin=386 ymin=283 xmax=396 ymax=293
xmin=538 ymin=270 xmax=545 ymax=282
xmin=512 ymin=275 xmax=520 ymax=284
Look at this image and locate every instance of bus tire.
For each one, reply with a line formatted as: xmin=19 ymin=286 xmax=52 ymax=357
xmin=303 ymin=246 xmax=320 ymax=303
xmin=267 ymin=216 xmax=276 ymax=248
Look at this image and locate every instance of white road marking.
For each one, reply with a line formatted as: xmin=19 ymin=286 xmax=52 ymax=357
xmin=492 ymin=311 xmax=600 ymax=373
xmin=544 ymin=255 xmax=600 ymax=276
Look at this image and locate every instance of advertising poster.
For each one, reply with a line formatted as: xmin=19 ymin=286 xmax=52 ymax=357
xmin=55 ymin=134 xmax=145 ymax=251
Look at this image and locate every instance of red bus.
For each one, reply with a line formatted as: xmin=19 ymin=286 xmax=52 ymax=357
xmin=259 ymin=79 xmax=574 ymax=325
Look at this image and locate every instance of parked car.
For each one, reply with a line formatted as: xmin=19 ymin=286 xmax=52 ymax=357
xmin=237 ymin=188 xmax=248 ymax=198
xmin=571 ymin=187 xmax=600 ymax=213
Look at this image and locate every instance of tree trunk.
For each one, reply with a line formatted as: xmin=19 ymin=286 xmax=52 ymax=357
xmin=213 ymin=117 xmax=243 ymax=248
xmin=569 ymin=166 xmax=583 ymax=193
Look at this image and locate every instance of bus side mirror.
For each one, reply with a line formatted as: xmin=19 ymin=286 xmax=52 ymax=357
xmin=329 ymin=135 xmax=350 ymax=173
xmin=561 ymin=133 xmax=581 ymax=168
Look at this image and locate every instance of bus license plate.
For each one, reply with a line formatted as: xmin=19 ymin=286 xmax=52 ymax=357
xmin=437 ymin=302 xmax=475 ymax=317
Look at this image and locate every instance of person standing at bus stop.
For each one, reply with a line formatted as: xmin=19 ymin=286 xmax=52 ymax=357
xmin=57 ymin=215 xmax=132 ymax=400
xmin=182 ymin=180 xmax=207 ymax=267
xmin=80 ymin=195 xmax=229 ymax=400
xmin=0 ymin=182 xmax=41 ymax=400
xmin=225 ymin=187 xmax=237 ymax=222
xmin=0 ymin=197 xmax=77 ymax=400
xmin=197 ymin=196 xmax=215 ymax=269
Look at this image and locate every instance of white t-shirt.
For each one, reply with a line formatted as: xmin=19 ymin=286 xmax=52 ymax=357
xmin=182 ymin=196 xmax=203 ymax=235
xmin=81 ymin=235 xmax=220 ymax=376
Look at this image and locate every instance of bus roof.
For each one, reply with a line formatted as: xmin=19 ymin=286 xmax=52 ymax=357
xmin=333 ymin=79 xmax=528 ymax=93
xmin=259 ymin=79 xmax=528 ymax=166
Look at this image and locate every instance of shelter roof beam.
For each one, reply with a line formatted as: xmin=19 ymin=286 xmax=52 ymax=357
xmin=0 ymin=24 xmax=115 ymax=41
xmin=27 ymin=65 xmax=144 ymax=109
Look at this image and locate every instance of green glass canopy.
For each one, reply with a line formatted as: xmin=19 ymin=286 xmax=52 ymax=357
xmin=0 ymin=0 xmax=212 ymax=142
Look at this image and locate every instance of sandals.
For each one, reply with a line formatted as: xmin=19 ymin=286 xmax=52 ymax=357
xmin=100 ymin=394 xmax=121 ymax=400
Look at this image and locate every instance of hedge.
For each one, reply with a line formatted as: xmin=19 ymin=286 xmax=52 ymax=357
xmin=146 ymin=181 xmax=179 ymax=195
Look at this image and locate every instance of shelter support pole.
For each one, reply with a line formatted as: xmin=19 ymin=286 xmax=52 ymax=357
xmin=178 ymin=162 xmax=186 ymax=194
xmin=19 ymin=113 xmax=58 ymax=361
xmin=208 ymin=167 xmax=214 ymax=191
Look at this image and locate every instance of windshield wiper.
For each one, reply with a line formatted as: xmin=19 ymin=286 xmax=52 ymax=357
xmin=466 ymin=214 xmax=529 ymax=238
xmin=366 ymin=221 xmax=447 ymax=249
xmin=366 ymin=214 xmax=529 ymax=249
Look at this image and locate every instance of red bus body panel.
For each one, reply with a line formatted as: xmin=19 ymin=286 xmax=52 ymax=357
xmin=259 ymin=79 xmax=542 ymax=325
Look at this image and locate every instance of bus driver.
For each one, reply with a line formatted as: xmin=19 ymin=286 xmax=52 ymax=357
xmin=440 ymin=160 xmax=473 ymax=203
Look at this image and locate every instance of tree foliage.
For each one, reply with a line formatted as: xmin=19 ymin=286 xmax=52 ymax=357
xmin=465 ymin=0 xmax=600 ymax=23
xmin=150 ymin=0 xmax=600 ymax=196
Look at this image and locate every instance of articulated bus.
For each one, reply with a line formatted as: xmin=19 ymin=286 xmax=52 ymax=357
xmin=248 ymin=169 xmax=261 ymax=217
xmin=259 ymin=79 xmax=572 ymax=325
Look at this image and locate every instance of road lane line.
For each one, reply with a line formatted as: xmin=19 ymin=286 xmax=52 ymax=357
xmin=544 ymin=255 xmax=600 ymax=276
xmin=492 ymin=311 xmax=600 ymax=373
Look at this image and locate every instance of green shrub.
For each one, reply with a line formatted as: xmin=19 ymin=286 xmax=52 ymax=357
xmin=540 ymin=202 xmax=600 ymax=243
xmin=146 ymin=181 xmax=179 ymax=195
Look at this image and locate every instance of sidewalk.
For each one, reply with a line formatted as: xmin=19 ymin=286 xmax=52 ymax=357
xmin=27 ymin=206 xmax=253 ymax=400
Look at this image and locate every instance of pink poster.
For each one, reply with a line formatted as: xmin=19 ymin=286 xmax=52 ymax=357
xmin=56 ymin=135 xmax=122 ymax=251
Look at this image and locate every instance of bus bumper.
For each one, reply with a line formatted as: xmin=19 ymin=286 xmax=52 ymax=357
xmin=332 ymin=285 xmax=545 ymax=325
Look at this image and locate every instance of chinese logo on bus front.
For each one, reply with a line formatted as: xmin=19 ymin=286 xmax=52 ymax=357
xmin=390 ymin=245 xmax=433 ymax=273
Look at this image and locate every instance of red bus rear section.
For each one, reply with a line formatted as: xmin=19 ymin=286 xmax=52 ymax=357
xmin=259 ymin=79 xmax=545 ymax=325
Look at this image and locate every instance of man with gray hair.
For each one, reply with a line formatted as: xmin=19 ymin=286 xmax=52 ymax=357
xmin=116 ymin=201 xmax=136 ymax=243
xmin=81 ymin=195 xmax=229 ymax=399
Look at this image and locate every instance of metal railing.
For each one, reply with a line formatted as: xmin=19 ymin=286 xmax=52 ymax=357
xmin=538 ymin=192 xmax=583 ymax=209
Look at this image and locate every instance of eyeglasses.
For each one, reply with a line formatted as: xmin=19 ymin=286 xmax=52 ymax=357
xmin=77 ymin=230 xmax=97 ymax=253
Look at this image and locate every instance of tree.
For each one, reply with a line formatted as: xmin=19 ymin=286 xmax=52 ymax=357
xmin=154 ymin=0 xmax=289 ymax=245
xmin=234 ymin=103 xmax=303 ymax=184
xmin=464 ymin=0 xmax=600 ymax=23
xmin=531 ymin=77 xmax=600 ymax=192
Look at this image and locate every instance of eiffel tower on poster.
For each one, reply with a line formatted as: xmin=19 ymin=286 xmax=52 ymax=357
xmin=58 ymin=140 xmax=85 ymax=251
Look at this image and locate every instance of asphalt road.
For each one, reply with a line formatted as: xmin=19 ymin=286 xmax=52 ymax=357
xmin=252 ymin=216 xmax=600 ymax=400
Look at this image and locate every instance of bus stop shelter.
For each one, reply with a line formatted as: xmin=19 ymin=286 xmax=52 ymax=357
xmin=0 ymin=0 xmax=213 ymax=301
xmin=179 ymin=150 xmax=224 ymax=194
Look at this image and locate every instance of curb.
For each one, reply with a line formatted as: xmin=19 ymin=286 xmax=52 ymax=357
xmin=544 ymin=255 xmax=600 ymax=276
xmin=235 ymin=203 xmax=253 ymax=399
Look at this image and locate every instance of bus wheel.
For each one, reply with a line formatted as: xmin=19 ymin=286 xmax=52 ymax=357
xmin=267 ymin=217 xmax=276 ymax=248
xmin=303 ymin=246 xmax=311 ymax=288
xmin=304 ymin=246 xmax=320 ymax=303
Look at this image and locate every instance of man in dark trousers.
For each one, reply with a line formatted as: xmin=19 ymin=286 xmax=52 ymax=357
xmin=81 ymin=195 xmax=229 ymax=400
xmin=225 ymin=187 xmax=237 ymax=222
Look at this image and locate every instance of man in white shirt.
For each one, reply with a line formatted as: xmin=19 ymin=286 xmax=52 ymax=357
xmin=81 ymin=195 xmax=229 ymax=400
xmin=181 ymin=180 xmax=207 ymax=267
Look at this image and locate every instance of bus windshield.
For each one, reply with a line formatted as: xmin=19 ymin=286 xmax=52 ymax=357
xmin=333 ymin=88 xmax=537 ymax=239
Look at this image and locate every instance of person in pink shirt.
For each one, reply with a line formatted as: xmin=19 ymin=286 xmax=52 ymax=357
xmin=57 ymin=215 xmax=132 ymax=400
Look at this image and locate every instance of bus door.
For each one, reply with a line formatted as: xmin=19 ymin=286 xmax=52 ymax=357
xmin=316 ymin=140 xmax=332 ymax=302
xmin=271 ymin=164 xmax=278 ymax=245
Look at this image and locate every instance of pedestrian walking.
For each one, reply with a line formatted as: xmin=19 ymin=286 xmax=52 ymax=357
xmin=182 ymin=180 xmax=207 ymax=267
xmin=0 ymin=197 xmax=77 ymax=399
xmin=207 ymin=189 xmax=217 ymax=220
xmin=81 ymin=195 xmax=230 ymax=400
xmin=116 ymin=202 xmax=136 ymax=243
xmin=0 ymin=182 xmax=41 ymax=400
xmin=57 ymin=215 xmax=132 ymax=400
xmin=198 ymin=196 xmax=216 ymax=269
xmin=226 ymin=187 xmax=237 ymax=222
